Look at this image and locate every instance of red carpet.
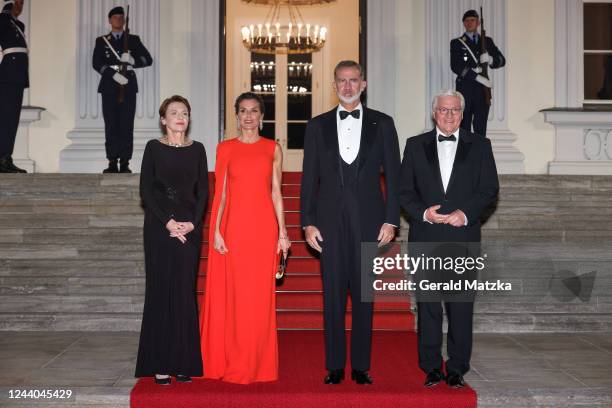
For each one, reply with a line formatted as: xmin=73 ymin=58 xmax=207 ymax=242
xmin=130 ymin=331 xmax=477 ymax=408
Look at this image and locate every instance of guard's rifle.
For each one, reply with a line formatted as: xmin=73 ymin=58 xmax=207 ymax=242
xmin=479 ymin=6 xmax=492 ymax=106
xmin=118 ymin=5 xmax=130 ymax=104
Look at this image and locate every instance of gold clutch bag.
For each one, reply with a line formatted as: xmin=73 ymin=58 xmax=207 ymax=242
xmin=275 ymin=253 xmax=287 ymax=280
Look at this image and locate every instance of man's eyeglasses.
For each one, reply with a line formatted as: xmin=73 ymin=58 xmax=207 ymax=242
xmin=436 ymin=107 xmax=463 ymax=116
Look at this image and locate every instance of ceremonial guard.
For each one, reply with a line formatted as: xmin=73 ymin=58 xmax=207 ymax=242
xmin=0 ymin=0 xmax=28 ymax=173
xmin=451 ymin=9 xmax=505 ymax=138
xmin=92 ymin=6 xmax=152 ymax=173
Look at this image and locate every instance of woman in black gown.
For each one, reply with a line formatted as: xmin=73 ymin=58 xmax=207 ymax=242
xmin=135 ymin=95 xmax=208 ymax=384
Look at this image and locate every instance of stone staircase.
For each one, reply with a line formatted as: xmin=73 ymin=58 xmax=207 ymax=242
xmin=0 ymin=175 xmax=145 ymax=331
xmin=1 ymin=174 xmax=611 ymax=332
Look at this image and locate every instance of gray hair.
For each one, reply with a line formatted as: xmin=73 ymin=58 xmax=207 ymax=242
xmin=334 ymin=60 xmax=365 ymax=80
xmin=432 ymin=90 xmax=465 ymax=113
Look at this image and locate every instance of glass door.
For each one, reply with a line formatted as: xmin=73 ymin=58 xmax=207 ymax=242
xmin=243 ymin=49 xmax=321 ymax=171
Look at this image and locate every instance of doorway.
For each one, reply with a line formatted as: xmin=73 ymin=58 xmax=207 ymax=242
xmin=224 ymin=0 xmax=364 ymax=171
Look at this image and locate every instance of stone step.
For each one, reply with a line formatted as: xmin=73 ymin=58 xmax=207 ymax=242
xmin=473 ymin=312 xmax=612 ymax=332
xmin=0 ymin=214 xmax=142 ymax=228
xmin=0 ymin=212 xmax=304 ymax=228
xmin=0 ymin=295 xmax=144 ymax=314
xmin=3 ymin=226 xmax=307 ymax=244
xmin=0 ymin=312 xmax=142 ymax=331
xmin=7 ymin=228 xmax=144 ymax=244
xmin=0 ymin=277 xmax=145 ymax=296
xmin=0 ymin=245 xmax=145 ymax=261
xmin=0 ymin=259 xmax=145 ymax=277
xmin=2 ymin=310 xmax=612 ymax=333
xmin=0 ymin=203 xmax=144 ymax=215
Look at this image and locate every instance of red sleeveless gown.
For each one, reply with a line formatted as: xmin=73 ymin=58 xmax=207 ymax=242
xmin=200 ymin=137 xmax=279 ymax=384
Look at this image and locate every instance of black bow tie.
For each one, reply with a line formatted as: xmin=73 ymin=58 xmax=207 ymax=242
xmin=339 ymin=110 xmax=360 ymax=120
xmin=438 ymin=134 xmax=457 ymax=142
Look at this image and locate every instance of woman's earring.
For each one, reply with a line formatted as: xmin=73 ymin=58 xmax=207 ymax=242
xmin=259 ymin=120 xmax=264 ymax=131
xmin=236 ymin=118 xmax=241 ymax=131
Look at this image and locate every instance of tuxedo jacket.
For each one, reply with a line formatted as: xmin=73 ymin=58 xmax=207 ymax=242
xmin=300 ymin=107 xmax=401 ymax=242
xmin=0 ymin=10 xmax=28 ymax=87
xmin=399 ymin=129 xmax=499 ymax=243
xmin=92 ymin=32 xmax=153 ymax=94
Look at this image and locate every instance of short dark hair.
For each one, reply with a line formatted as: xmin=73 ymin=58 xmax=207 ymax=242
xmin=234 ymin=92 xmax=266 ymax=115
xmin=159 ymin=95 xmax=191 ymax=134
xmin=333 ymin=60 xmax=365 ymax=80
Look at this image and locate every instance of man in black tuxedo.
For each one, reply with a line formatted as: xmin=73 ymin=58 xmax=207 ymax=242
xmin=300 ymin=60 xmax=401 ymax=385
xmin=399 ymin=90 xmax=499 ymax=388
xmin=451 ymin=9 xmax=506 ymax=137
xmin=0 ymin=0 xmax=28 ymax=173
xmin=92 ymin=6 xmax=153 ymax=173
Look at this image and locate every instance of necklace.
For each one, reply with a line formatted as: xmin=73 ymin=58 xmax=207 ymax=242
xmin=161 ymin=136 xmax=189 ymax=147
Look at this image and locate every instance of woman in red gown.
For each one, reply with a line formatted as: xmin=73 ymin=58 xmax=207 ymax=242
xmin=200 ymin=92 xmax=290 ymax=384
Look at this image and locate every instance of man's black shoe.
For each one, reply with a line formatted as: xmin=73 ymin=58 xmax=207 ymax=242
xmin=119 ymin=160 xmax=131 ymax=173
xmin=446 ymin=372 xmax=466 ymax=388
xmin=351 ymin=369 xmax=373 ymax=384
xmin=324 ymin=369 xmax=344 ymax=384
xmin=424 ymin=369 xmax=445 ymax=387
xmin=103 ymin=159 xmax=119 ymax=173
xmin=0 ymin=156 xmax=27 ymax=173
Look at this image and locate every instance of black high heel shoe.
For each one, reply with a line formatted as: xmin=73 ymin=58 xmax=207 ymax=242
xmin=154 ymin=375 xmax=171 ymax=385
xmin=176 ymin=375 xmax=192 ymax=383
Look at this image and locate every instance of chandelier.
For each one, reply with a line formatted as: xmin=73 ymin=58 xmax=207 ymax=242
xmin=240 ymin=1 xmax=328 ymax=54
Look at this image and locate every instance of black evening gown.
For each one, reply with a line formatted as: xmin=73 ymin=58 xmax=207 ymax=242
xmin=135 ymin=139 xmax=208 ymax=377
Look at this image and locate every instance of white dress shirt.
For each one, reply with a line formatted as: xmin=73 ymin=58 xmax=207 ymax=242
xmin=334 ymin=103 xmax=396 ymax=229
xmin=336 ymin=104 xmax=363 ymax=165
xmin=436 ymin=126 xmax=460 ymax=192
xmin=423 ymin=127 xmax=467 ymax=226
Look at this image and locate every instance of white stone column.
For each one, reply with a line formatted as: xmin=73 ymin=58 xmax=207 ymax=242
xmin=60 ymin=0 xmax=160 ymax=173
xmin=190 ymin=0 xmax=221 ymax=168
xmin=554 ymin=0 xmax=583 ymax=108
xmin=425 ymin=0 xmax=524 ymax=173
xmin=367 ymin=0 xmax=397 ymax=118
xmin=11 ymin=0 xmax=43 ymax=172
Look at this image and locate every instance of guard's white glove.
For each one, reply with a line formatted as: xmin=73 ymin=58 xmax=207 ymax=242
xmin=120 ymin=52 xmax=135 ymax=66
xmin=113 ymin=72 xmax=129 ymax=85
xmin=475 ymin=74 xmax=492 ymax=88
xmin=480 ymin=52 xmax=493 ymax=65
xmin=472 ymin=66 xmax=483 ymax=74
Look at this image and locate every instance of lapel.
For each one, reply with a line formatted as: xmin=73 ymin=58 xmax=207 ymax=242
xmin=445 ymin=129 xmax=474 ymax=196
xmin=423 ymin=130 xmax=445 ymax=195
xmin=321 ymin=108 xmax=340 ymax=175
xmin=358 ymin=107 xmax=378 ymax=171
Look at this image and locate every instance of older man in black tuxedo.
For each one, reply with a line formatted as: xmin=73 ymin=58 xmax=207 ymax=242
xmin=399 ymin=90 xmax=499 ymax=388
xmin=301 ymin=60 xmax=401 ymax=385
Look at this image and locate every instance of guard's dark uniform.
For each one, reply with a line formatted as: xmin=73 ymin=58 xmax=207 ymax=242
xmin=451 ymin=33 xmax=505 ymax=137
xmin=0 ymin=1 xmax=28 ymax=173
xmin=92 ymin=27 xmax=152 ymax=170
